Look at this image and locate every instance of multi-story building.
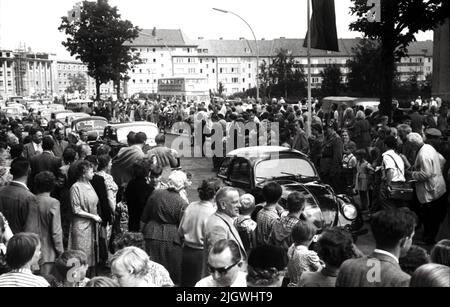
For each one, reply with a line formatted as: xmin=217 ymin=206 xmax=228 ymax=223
xmin=55 ymin=60 xmax=114 ymax=98
xmin=0 ymin=50 xmax=15 ymax=99
xmin=127 ymin=30 xmax=433 ymax=97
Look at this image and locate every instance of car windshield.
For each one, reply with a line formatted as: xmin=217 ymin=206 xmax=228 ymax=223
xmin=255 ymin=158 xmax=317 ymax=184
xmin=116 ymin=125 xmax=159 ymax=144
xmin=75 ymin=119 xmax=107 ymax=132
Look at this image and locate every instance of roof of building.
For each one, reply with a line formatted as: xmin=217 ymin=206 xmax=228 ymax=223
xmin=192 ymin=38 xmax=432 ymax=58
xmin=128 ymin=29 xmax=196 ymax=47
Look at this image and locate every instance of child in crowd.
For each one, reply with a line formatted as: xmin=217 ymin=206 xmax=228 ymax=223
xmin=355 ymin=149 xmax=374 ymax=212
xmin=287 ymin=220 xmax=322 ymax=286
xmin=235 ymin=194 xmax=257 ymax=254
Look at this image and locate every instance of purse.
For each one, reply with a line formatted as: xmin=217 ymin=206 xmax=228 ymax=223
xmin=385 ymin=154 xmax=414 ymax=201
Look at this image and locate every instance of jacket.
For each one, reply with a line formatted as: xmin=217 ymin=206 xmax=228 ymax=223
xmin=336 ymin=251 xmax=410 ymax=287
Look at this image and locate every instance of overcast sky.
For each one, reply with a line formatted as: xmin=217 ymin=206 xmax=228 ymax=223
xmin=0 ymin=0 xmax=433 ymax=60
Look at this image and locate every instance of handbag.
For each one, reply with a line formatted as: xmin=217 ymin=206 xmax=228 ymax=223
xmin=385 ymin=154 xmax=414 ymax=201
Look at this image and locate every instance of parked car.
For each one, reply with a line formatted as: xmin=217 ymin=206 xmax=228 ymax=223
xmin=217 ymin=146 xmax=363 ymax=235
xmin=97 ymin=122 xmax=159 ymax=157
xmin=67 ymin=116 xmax=108 ymax=145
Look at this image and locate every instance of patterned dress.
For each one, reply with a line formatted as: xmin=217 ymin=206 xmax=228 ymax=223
xmin=68 ymin=181 xmax=99 ymax=267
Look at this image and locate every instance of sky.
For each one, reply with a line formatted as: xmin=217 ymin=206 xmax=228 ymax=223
xmin=0 ymin=0 xmax=433 ymax=60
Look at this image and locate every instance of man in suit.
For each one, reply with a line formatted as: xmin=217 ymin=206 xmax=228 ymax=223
xmin=336 ymin=208 xmax=417 ymax=287
xmin=0 ymin=158 xmax=38 ymax=234
xmin=409 ymin=105 xmax=424 ymax=134
xmin=22 ymin=127 xmax=43 ymax=161
xmin=203 ymin=187 xmax=247 ymax=276
xmin=52 ymin=127 xmax=69 ymax=158
xmin=29 ymin=136 xmax=62 ymax=192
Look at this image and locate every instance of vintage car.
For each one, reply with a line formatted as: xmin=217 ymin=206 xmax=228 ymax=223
xmin=67 ymin=116 xmax=108 ymax=145
xmin=1 ymin=104 xmax=28 ymax=118
xmin=66 ymin=99 xmax=93 ymax=112
xmin=217 ymin=146 xmax=363 ymax=235
xmin=97 ymin=122 xmax=159 ymax=157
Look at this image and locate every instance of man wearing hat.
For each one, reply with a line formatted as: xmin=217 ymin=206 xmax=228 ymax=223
xmin=425 ymin=128 xmax=444 ymax=155
xmin=320 ymin=121 xmax=344 ymax=193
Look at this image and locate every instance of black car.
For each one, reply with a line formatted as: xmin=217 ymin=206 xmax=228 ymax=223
xmin=217 ymin=146 xmax=363 ymax=234
xmin=95 ymin=122 xmax=159 ymax=157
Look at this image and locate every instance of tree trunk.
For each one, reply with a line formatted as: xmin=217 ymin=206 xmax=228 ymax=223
xmin=95 ymin=79 xmax=101 ymax=101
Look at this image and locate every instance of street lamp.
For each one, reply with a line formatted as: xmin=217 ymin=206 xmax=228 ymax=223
xmin=213 ymin=8 xmax=260 ymax=102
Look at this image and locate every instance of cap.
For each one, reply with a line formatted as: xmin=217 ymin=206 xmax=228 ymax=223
xmin=425 ymin=128 xmax=442 ymax=138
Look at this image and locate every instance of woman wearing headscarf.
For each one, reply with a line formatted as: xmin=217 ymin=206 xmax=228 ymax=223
xmin=140 ymin=170 xmax=189 ymax=286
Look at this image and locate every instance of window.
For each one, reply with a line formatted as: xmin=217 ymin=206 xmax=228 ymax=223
xmin=206 ymin=64 xmax=209 ymax=69
xmin=7 ymin=72 xmax=11 ymax=77
xmin=200 ymin=69 xmax=203 ymax=73
xmin=229 ymin=158 xmax=251 ymax=185
xmin=7 ymin=81 xmax=12 ymax=87
xmin=212 ymin=69 xmax=215 ymax=73
xmin=248 ymin=74 xmax=251 ymax=78
xmin=132 ymin=69 xmax=135 ymax=73
xmin=212 ymin=59 xmax=215 ymax=63
xmin=203 ymin=49 xmax=208 ymax=53
xmin=188 ymin=68 xmax=196 ymax=74
xmin=153 ymin=59 xmax=156 ymax=63
xmin=153 ymin=48 xmax=156 ymax=52
xmin=139 ymin=69 xmax=142 ymax=73
xmin=147 ymin=79 xmax=150 ymax=83
xmin=133 ymin=79 xmax=136 ymax=83
xmin=232 ymin=78 xmax=239 ymax=83
xmin=200 ymin=59 xmax=203 ymax=64
xmin=243 ymin=78 xmax=245 ymax=83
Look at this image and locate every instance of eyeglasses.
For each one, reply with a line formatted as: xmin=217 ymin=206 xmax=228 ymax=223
xmin=208 ymin=260 xmax=241 ymax=275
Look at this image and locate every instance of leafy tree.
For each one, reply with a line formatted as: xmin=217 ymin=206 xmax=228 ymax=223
xmin=349 ymin=0 xmax=449 ymax=119
xmin=347 ymin=39 xmax=383 ymax=97
xmin=270 ymin=49 xmax=305 ymax=98
xmin=59 ymin=0 xmax=141 ymax=101
xmin=320 ymin=64 xmax=343 ymax=96
xmin=258 ymin=60 xmax=274 ymax=102
xmin=66 ymin=73 xmax=87 ymax=94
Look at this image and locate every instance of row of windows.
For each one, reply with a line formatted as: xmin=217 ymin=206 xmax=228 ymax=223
xmin=0 ymin=81 xmax=13 ymax=87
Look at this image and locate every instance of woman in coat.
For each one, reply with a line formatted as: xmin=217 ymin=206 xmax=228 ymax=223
xmin=69 ymin=161 xmax=102 ymax=275
xmin=140 ymin=171 xmax=189 ymax=286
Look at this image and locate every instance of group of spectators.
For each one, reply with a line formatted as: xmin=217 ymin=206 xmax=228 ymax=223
xmin=0 ymin=94 xmax=449 ymax=287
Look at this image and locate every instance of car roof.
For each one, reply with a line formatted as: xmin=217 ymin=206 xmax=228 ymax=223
xmin=107 ymin=122 xmax=158 ymax=129
xmin=72 ymin=116 xmax=107 ymax=124
xmin=227 ymin=146 xmax=296 ymax=157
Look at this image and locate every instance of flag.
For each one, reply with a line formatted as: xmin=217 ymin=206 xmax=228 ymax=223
xmin=304 ymin=0 xmax=339 ymax=52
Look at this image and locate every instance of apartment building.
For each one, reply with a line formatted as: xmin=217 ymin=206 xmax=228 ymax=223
xmin=0 ymin=50 xmax=15 ymax=99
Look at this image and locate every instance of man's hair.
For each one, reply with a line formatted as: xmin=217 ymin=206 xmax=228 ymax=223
xmin=29 ymin=127 xmax=42 ymax=137
xmin=10 ymin=157 xmax=30 ymax=179
xmin=34 ymin=171 xmax=56 ymax=194
xmin=370 ymin=209 xmax=417 ymax=249
xmin=6 ymin=233 xmax=40 ymax=269
xmin=317 ymin=227 xmax=354 ymax=268
xmin=292 ymin=220 xmax=317 ymax=244
xmin=410 ymin=263 xmax=450 ymax=287
xmin=127 ymin=132 xmax=136 ymax=145
xmin=215 ymin=187 xmax=237 ymax=211
xmin=63 ymin=147 xmax=77 ymax=165
xmin=42 ymin=136 xmax=55 ymax=151
xmin=262 ymin=181 xmax=282 ymax=204
xmin=209 ymin=239 xmax=241 ymax=264
xmin=286 ymin=192 xmax=305 ymax=213
xmin=384 ymin=135 xmax=398 ymax=150
xmin=55 ymin=250 xmax=88 ymax=279
xmin=97 ymin=154 xmax=111 ymax=171
xmin=134 ymin=132 xmax=147 ymax=145
xmin=430 ymin=239 xmax=450 ymax=267
xmin=155 ymin=133 xmax=165 ymax=145
xmin=10 ymin=144 xmax=24 ymax=160
xmin=198 ymin=179 xmax=223 ymax=201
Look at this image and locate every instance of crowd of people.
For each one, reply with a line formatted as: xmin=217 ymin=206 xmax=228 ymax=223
xmin=0 ymin=94 xmax=449 ymax=287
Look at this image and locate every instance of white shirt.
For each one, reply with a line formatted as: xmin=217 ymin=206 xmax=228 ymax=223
xmin=11 ymin=180 xmax=29 ymax=191
xmin=195 ymin=271 xmax=247 ymax=287
xmin=373 ymin=249 xmax=399 ymax=264
xmin=32 ymin=142 xmax=42 ymax=154
xmin=382 ymin=150 xmax=406 ymax=182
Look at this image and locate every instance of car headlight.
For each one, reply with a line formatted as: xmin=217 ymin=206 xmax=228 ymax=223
xmin=341 ymin=204 xmax=358 ymax=221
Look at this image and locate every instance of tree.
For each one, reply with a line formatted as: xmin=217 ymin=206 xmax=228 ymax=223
xmin=66 ymin=73 xmax=87 ymax=94
xmin=59 ymin=0 xmax=141 ymax=101
xmin=320 ymin=64 xmax=343 ymax=96
xmin=347 ymin=39 xmax=383 ymax=97
xmin=258 ymin=60 xmax=274 ymax=102
xmin=270 ymin=49 xmax=305 ymax=98
xmin=349 ymin=0 xmax=449 ymax=119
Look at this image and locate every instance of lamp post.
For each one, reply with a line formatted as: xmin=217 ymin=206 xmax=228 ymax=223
xmin=213 ymin=8 xmax=260 ymax=102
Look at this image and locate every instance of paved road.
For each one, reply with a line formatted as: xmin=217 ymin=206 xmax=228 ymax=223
xmin=165 ymin=133 xmax=376 ymax=254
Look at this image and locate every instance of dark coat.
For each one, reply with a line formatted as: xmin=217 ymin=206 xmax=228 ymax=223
xmin=22 ymin=142 xmax=38 ymax=161
xmin=25 ymin=195 xmax=64 ymax=263
xmin=336 ymin=251 xmax=410 ymax=287
xmin=0 ymin=182 xmax=38 ymax=234
xmin=91 ymin=175 xmax=112 ymax=226
xmin=409 ymin=112 xmax=424 ymax=134
xmin=125 ymin=178 xmax=154 ymax=232
xmin=29 ymin=152 xmax=62 ymax=192
xmin=352 ymin=119 xmax=371 ymax=149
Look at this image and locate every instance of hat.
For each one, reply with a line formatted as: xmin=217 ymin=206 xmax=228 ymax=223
xmin=425 ymin=128 xmax=442 ymax=138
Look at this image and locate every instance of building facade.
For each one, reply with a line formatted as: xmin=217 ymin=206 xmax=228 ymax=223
xmin=0 ymin=50 xmax=15 ymax=99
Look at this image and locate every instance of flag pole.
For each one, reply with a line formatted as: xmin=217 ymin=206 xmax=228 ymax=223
xmin=306 ymin=0 xmax=312 ymax=137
